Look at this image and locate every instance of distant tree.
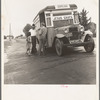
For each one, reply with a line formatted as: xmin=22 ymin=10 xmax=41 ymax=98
xmin=87 ymin=22 xmax=96 ymax=37
xmin=79 ymin=9 xmax=91 ymax=30
xmin=20 ymin=34 xmax=23 ymax=37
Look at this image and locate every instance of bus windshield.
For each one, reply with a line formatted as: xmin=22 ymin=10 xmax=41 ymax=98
xmin=53 ymin=19 xmax=73 ymax=28
xmin=52 ymin=11 xmax=79 ymax=28
xmin=53 ymin=12 xmax=73 ymax=28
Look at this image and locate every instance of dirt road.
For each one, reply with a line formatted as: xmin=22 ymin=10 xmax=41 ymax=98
xmin=4 ymin=38 xmax=96 ymax=84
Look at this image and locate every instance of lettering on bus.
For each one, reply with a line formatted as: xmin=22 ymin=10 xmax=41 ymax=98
xmin=55 ymin=4 xmax=70 ymax=9
xmin=53 ymin=16 xmax=73 ymax=21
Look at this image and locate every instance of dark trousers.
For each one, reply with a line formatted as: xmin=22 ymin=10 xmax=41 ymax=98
xmin=31 ymin=36 xmax=37 ymax=54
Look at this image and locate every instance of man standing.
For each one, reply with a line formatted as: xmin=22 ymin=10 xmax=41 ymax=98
xmin=38 ymin=22 xmax=47 ymax=56
xmin=29 ymin=24 xmax=37 ymax=54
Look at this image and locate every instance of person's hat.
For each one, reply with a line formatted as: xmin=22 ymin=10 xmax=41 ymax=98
xmin=32 ymin=24 xmax=35 ymax=27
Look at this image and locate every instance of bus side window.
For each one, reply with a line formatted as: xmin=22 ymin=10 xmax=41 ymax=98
xmin=73 ymin=12 xmax=79 ymax=24
xmin=46 ymin=17 xmax=51 ymax=26
xmin=45 ymin=13 xmax=52 ymax=27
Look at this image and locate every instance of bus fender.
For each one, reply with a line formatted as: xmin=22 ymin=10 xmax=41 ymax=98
xmin=82 ymin=30 xmax=93 ymax=41
xmin=56 ymin=34 xmax=65 ymax=38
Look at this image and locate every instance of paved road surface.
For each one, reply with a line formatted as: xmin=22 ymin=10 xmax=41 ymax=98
xmin=4 ymin=38 xmax=96 ymax=84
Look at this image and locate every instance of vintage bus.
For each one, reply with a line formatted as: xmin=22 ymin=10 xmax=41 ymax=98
xmin=33 ymin=4 xmax=94 ymax=56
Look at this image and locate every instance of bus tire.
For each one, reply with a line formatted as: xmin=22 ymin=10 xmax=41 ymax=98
xmin=55 ymin=38 xmax=64 ymax=56
xmin=84 ymin=36 xmax=95 ymax=52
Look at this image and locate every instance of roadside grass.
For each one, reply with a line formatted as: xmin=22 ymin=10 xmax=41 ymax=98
xmin=4 ymin=40 xmax=12 ymax=52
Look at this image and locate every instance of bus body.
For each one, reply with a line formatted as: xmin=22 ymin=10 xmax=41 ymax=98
xmin=33 ymin=4 xmax=94 ymax=56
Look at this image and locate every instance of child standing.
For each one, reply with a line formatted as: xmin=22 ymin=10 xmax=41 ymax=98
xmin=26 ymin=32 xmax=32 ymax=56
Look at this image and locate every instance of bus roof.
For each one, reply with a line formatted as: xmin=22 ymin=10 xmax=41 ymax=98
xmin=33 ymin=4 xmax=77 ymax=22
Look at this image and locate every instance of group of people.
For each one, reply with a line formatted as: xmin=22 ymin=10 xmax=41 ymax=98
xmin=23 ymin=22 xmax=47 ymax=56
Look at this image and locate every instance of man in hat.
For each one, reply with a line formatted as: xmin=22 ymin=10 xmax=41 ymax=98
xmin=29 ymin=24 xmax=37 ymax=54
xmin=38 ymin=22 xmax=47 ymax=56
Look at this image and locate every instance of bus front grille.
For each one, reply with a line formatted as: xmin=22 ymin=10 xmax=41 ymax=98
xmin=70 ymin=32 xmax=81 ymax=40
xmin=69 ymin=27 xmax=78 ymax=32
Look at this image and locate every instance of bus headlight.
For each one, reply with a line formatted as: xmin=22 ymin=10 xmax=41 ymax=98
xmin=64 ymin=28 xmax=69 ymax=33
xmin=80 ymin=26 xmax=84 ymax=32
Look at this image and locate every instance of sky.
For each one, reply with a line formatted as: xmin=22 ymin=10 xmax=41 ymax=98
xmin=2 ymin=0 xmax=98 ymax=37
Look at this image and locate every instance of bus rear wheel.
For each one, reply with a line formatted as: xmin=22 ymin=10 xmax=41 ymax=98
xmin=55 ymin=38 xmax=64 ymax=56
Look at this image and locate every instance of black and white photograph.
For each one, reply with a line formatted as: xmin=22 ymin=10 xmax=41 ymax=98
xmin=2 ymin=0 xmax=99 ymax=99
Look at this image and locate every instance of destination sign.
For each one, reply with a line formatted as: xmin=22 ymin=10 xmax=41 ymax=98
xmin=55 ymin=4 xmax=70 ymax=9
xmin=53 ymin=15 xmax=73 ymax=21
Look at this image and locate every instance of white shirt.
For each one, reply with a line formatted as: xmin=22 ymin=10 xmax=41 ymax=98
xmin=29 ymin=29 xmax=36 ymax=36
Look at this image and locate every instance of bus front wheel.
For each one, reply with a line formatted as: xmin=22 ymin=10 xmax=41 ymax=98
xmin=55 ymin=38 xmax=64 ymax=56
xmin=84 ymin=36 xmax=95 ymax=52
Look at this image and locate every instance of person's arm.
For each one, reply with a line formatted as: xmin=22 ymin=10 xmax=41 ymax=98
xmin=39 ymin=28 xmax=43 ymax=35
xmin=29 ymin=29 xmax=32 ymax=33
xmin=29 ymin=36 xmax=32 ymax=43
